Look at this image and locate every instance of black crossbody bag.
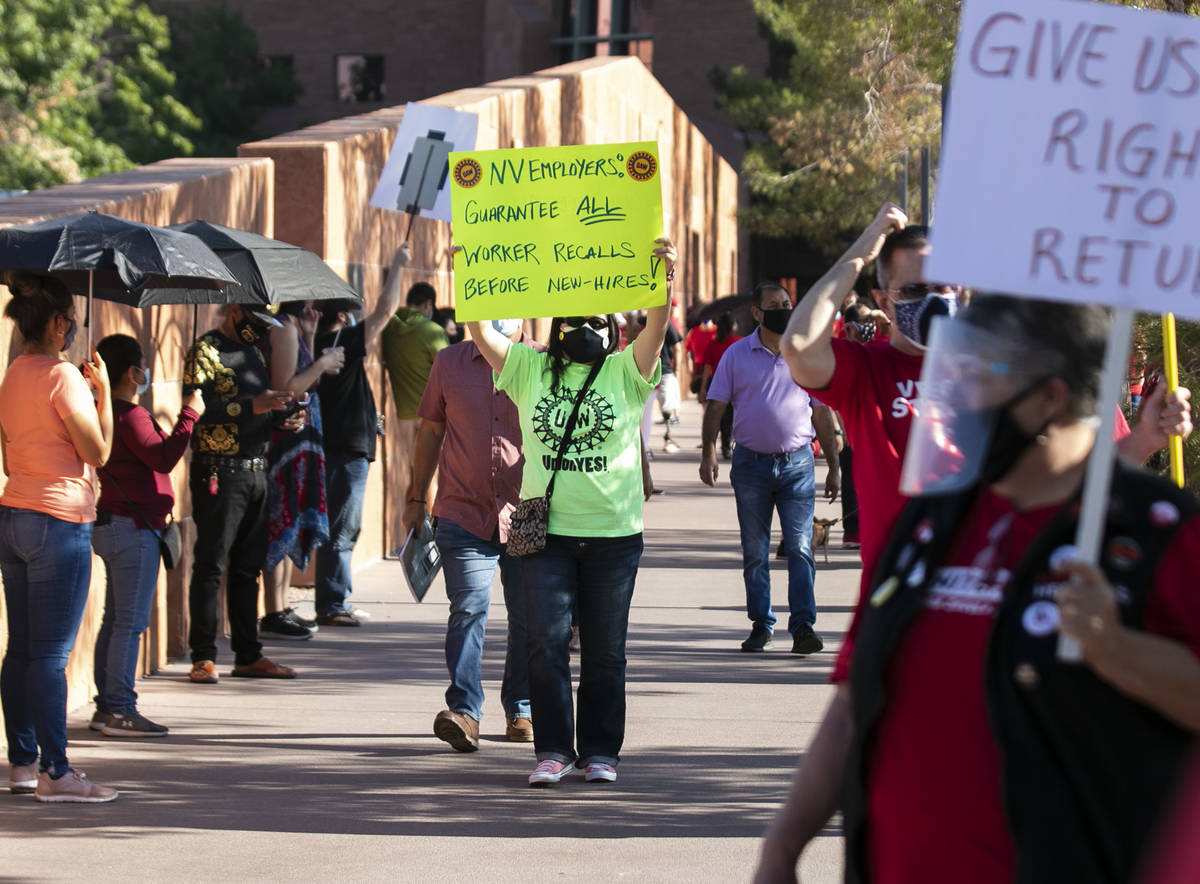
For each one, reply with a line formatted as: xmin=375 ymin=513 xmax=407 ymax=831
xmin=506 ymin=358 xmax=604 ymax=557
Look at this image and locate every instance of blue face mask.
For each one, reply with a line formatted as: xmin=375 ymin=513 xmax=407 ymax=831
xmin=61 ymin=317 xmax=77 ymax=352
xmin=135 ymin=366 xmax=151 ymax=396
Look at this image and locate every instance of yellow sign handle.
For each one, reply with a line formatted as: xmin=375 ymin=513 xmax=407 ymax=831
xmin=1162 ymin=313 xmax=1185 ymax=488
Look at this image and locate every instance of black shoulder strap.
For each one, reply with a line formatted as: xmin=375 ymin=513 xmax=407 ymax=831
xmin=98 ymin=466 xmax=167 ymax=543
xmin=544 ymin=357 xmax=605 ymax=501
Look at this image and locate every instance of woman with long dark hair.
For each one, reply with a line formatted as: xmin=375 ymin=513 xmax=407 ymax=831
xmin=466 ymin=237 xmax=676 ymax=787
xmin=90 ymin=334 xmax=201 ymax=737
xmin=0 ymin=271 xmax=116 ymax=802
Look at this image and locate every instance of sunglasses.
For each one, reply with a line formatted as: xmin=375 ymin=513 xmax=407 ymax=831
xmin=564 ymin=316 xmax=608 ymax=331
xmin=894 ymin=282 xmax=956 ymax=300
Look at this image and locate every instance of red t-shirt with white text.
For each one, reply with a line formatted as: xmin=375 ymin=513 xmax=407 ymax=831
xmin=857 ymin=489 xmax=1200 ymax=884
xmin=804 ymin=337 xmax=924 ymax=586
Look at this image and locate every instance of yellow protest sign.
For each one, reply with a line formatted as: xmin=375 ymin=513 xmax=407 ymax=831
xmin=448 ymin=141 xmax=665 ymax=321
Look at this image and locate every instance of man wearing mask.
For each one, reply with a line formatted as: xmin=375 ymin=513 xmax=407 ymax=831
xmin=699 ymin=283 xmax=840 ymax=654
xmin=313 ymin=243 xmax=411 ymax=626
xmin=403 ymin=318 xmax=538 ymax=752
xmin=781 ymin=203 xmax=1192 ymax=617
xmin=183 ymin=304 xmax=296 ymax=683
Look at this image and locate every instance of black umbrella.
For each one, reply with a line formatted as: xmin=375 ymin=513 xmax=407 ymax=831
xmin=696 ymin=293 xmax=752 ymax=322
xmin=137 ymin=221 xmax=362 ymax=309
xmin=0 ymin=211 xmax=238 ymax=349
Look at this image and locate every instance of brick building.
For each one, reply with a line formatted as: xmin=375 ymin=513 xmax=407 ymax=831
xmin=155 ymin=0 xmax=767 ymax=284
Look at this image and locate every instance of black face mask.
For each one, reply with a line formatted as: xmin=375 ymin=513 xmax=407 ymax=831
xmin=561 ymin=326 xmax=609 ymax=364
xmin=234 ymin=316 xmax=264 ymax=345
xmin=977 ymin=385 xmax=1053 ymax=485
xmin=759 ymin=307 xmax=792 ymax=335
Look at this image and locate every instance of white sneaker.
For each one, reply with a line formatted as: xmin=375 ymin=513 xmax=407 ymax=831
xmin=350 ymin=607 xmax=373 ymax=620
xmin=528 ymin=759 xmax=573 ymax=787
xmin=663 ymin=440 xmax=680 ymax=454
xmin=584 ymin=762 xmax=617 ymax=783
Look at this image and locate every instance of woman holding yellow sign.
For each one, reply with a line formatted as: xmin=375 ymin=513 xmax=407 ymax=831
xmin=467 ymin=236 xmax=676 ymax=788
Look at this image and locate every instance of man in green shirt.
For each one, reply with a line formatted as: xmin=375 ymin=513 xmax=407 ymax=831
xmin=381 ymin=282 xmax=449 ymax=420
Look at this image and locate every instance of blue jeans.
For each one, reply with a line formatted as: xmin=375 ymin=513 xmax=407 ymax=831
xmin=435 ymin=518 xmax=530 ymax=721
xmin=0 ymin=506 xmax=92 ymax=777
xmin=521 ymin=533 xmax=643 ymax=767
xmin=729 ymin=446 xmax=817 ymax=635
xmin=92 ymin=515 xmax=161 ymax=715
xmin=314 ymin=452 xmax=370 ymax=615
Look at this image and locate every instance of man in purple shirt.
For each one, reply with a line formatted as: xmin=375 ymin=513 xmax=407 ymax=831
xmin=699 ymin=283 xmax=840 ymax=655
xmin=403 ymin=319 xmax=536 ymax=753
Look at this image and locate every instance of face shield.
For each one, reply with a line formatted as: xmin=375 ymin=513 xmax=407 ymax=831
xmin=899 ymin=316 xmax=1059 ymax=496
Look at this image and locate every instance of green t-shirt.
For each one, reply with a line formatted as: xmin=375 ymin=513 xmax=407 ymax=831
xmin=496 ymin=343 xmax=660 ymax=537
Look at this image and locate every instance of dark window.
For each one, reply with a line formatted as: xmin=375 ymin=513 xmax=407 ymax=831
xmin=335 ymin=54 xmax=385 ymax=103
xmin=553 ymin=0 xmax=653 ymax=65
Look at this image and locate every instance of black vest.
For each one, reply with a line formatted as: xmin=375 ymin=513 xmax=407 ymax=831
xmin=844 ymin=461 xmax=1199 ymax=884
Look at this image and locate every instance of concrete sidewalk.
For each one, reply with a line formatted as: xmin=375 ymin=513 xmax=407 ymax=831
xmin=1 ymin=399 xmax=856 ymax=883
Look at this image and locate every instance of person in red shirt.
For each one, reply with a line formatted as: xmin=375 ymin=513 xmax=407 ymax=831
xmin=754 ymin=295 xmax=1200 ymax=884
xmin=697 ymin=314 xmax=743 ymax=459
xmin=683 ymin=317 xmax=716 ymax=395
xmin=91 ymin=334 xmax=201 ymax=737
xmin=781 ymin=203 xmax=1193 ymax=604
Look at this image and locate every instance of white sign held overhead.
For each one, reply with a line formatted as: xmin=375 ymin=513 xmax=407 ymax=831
xmin=369 ymin=103 xmax=479 ymax=222
xmin=926 ymin=0 xmax=1200 ymax=322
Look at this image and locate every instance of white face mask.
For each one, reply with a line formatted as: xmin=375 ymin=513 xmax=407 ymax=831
xmin=134 ymin=366 xmax=151 ymax=396
xmin=491 ymin=318 xmax=522 ymax=337
xmin=343 ymin=312 xmax=358 ymax=328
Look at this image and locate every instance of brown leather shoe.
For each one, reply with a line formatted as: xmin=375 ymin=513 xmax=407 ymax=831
xmin=189 ymin=660 xmax=218 ymax=684
xmin=230 ymin=657 xmax=297 ymax=679
xmin=433 ymin=710 xmax=479 ymax=752
xmin=505 ymin=716 xmax=534 ymax=742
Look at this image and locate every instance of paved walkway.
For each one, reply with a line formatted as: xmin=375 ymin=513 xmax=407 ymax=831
xmin=2 ymin=399 xmax=857 ymax=883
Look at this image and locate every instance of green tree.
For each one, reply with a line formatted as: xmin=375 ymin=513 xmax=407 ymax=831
xmin=711 ymin=0 xmax=946 ymax=251
xmin=163 ymin=5 xmax=301 ymax=157
xmin=0 ymin=0 xmax=199 ymax=190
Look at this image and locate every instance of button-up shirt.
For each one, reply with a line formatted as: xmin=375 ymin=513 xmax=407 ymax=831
xmin=416 ymin=337 xmax=538 ymax=543
xmin=706 ymin=328 xmax=814 ymax=454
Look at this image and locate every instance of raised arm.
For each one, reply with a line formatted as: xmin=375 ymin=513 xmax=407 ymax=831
xmin=65 ymin=349 xmax=115 ymax=467
xmin=782 ymin=203 xmax=907 ymax=389
xmin=632 ymin=237 xmax=677 ymax=380
xmin=365 ymin=243 xmax=412 ymax=343
xmin=464 ymin=320 xmax=513 ymax=375
xmin=270 ymin=320 xmax=342 ymax=394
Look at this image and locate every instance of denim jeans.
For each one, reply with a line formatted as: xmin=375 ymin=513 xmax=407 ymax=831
xmin=435 ymin=518 xmax=530 ymax=721
xmin=92 ymin=515 xmax=161 ymax=715
xmin=0 ymin=506 xmax=92 ymax=777
xmin=521 ymin=532 xmax=644 ymax=767
xmin=729 ymin=446 xmax=817 ymax=635
xmin=188 ymin=468 xmax=267 ymax=666
xmin=314 ymin=452 xmax=370 ymax=615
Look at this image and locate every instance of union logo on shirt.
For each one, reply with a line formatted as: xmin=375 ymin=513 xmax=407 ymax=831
xmin=532 ymin=388 xmax=615 ymax=455
xmin=925 ymin=566 xmax=1007 ymax=617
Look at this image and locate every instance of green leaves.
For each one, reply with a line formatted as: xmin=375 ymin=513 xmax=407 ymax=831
xmin=0 ymin=0 xmax=298 ymax=191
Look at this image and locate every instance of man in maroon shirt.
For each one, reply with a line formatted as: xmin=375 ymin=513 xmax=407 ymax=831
xmin=403 ymin=319 xmax=540 ymax=752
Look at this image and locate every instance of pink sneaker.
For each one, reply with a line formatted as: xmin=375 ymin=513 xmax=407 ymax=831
xmin=584 ymin=762 xmax=617 ymax=783
xmin=528 ymin=759 xmax=573 ymax=787
xmin=35 ymin=769 xmax=118 ymax=803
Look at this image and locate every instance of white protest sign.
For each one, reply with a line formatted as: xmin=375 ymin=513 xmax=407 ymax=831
xmin=370 ymin=103 xmax=479 ymax=221
xmin=927 ymin=0 xmax=1200 ymax=322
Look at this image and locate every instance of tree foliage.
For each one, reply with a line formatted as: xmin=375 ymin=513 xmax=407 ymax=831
xmin=0 ymin=0 xmax=199 ymax=190
xmin=0 ymin=0 xmax=301 ymax=191
xmin=711 ymin=0 xmax=949 ymax=250
xmin=164 ymin=5 xmax=302 ymax=158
